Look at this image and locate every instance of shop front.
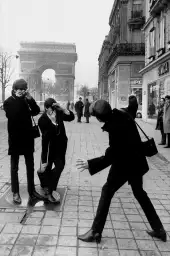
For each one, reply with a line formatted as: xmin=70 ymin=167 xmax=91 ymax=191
xmin=141 ymin=60 xmax=170 ymax=120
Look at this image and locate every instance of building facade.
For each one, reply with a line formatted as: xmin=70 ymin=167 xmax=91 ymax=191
xmin=140 ymin=0 xmax=170 ymax=120
xmin=98 ymin=0 xmax=145 ymax=109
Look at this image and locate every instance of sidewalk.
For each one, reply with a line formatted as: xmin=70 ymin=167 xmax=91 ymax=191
xmin=0 ymin=117 xmax=170 ymax=255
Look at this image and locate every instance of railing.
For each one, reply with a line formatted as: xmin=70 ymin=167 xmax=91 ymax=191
xmin=107 ymin=43 xmax=145 ymax=68
xmin=150 ymin=0 xmax=168 ymax=16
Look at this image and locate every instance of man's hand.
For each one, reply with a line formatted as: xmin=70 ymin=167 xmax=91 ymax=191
xmin=25 ymin=91 xmax=32 ymax=100
xmin=52 ymin=103 xmax=70 ymax=115
xmin=76 ymin=159 xmax=89 ymax=172
xmin=40 ymin=163 xmax=47 ymax=173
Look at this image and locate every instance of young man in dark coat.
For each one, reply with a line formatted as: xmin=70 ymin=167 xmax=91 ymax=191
xmin=156 ymin=98 xmax=166 ymax=145
xmin=84 ymin=98 xmax=91 ymax=123
xmin=77 ymin=99 xmax=167 ymax=243
xmin=3 ymin=78 xmax=45 ymax=205
xmin=38 ymin=98 xmax=74 ymax=203
xmin=75 ymin=97 xmax=84 ymax=122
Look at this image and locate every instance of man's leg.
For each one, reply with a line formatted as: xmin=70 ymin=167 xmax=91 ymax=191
xmin=160 ymin=128 xmax=166 ymax=144
xmin=10 ymin=154 xmax=20 ymax=193
xmin=91 ymin=170 xmax=127 ymax=234
xmin=52 ymin=157 xmax=65 ymax=191
xmin=131 ymin=177 xmax=166 ymax=241
xmin=24 ymin=153 xmax=45 ymax=201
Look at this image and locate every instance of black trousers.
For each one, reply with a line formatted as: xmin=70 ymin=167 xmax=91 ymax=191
xmin=166 ymin=133 xmax=170 ymax=146
xmin=160 ymin=128 xmax=166 ymax=144
xmin=77 ymin=113 xmax=82 ymax=122
xmin=85 ymin=116 xmax=89 ymax=123
xmin=10 ymin=153 xmax=35 ymax=196
xmin=92 ymin=166 xmax=164 ymax=234
xmin=39 ymin=156 xmax=65 ymax=192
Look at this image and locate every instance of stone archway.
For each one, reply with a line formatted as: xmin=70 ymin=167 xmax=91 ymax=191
xmin=17 ymin=42 xmax=78 ymax=101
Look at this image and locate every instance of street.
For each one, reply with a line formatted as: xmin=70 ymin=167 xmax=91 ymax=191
xmin=0 ymin=115 xmax=170 ymax=255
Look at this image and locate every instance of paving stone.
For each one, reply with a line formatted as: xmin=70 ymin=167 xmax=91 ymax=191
xmin=110 ymin=214 xmax=127 ymax=222
xmin=136 ymin=240 xmax=158 ymax=251
xmin=25 ymin=218 xmax=42 ymax=225
xmin=102 ymin=229 xmax=115 ymax=238
xmin=100 ymin=238 xmax=117 ymax=249
xmin=117 ymin=238 xmax=138 ymax=250
xmin=39 ymin=225 xmax=59 ymax=235
xmin=0 ymin=245 xmax=12 ymax=256
xmin=2 ymin=223 xmax=22 ymax=234
xmin=126 ymin=215 xmax=144 ymax=222
xmin=0 ymin=233 xmax=18 ymax=245
xmin=155 ymin=240 xmax=170 ymax=252
xmin=140 ymin=251 xmax=161 ymax=256
xmin=10 ymin=245 xmax=33 ymax=256
xmin=16 ymin=234 xmax=38 ymax=246
xmin=115 ymin=229 xmax=133 ymax=239
xmin=21 ymin=225 xmax=41 ymax=234
xmin=98 ymin=249 xmax=119 ymax=256
xmin=55 ymin=246 xmax=76 ymax=255
xmin=45 ymin=211 xmax=62 ymax=218
xmin=58 ymin=236 xmax=77 ymax=246
xmin=112 ymin=221 xmax=130 ymax=230
xmin=60 ymin=226 xmax=77 ymax=236
xmin=119 ymin=250 xmax=141 ymax=256
xmin=42 ymin=218 xmax=61 ymax=226
xmin=36 ymin=235 xmax=58 ymax=246
xmin=63 ymin=212 xmax=78 ymax=219
xmin=29 ymin=212 xmax=44 ymax=218
xmin=78 ymin=247 xmax=98 ymax=256
xmin=129 ymin=222 xmax=147 ymax=230
xmin=61 ymin=219 xmax=78 ymax=226
xmin=132 ymin=230 xmax=152 ymax=240
xmin=78 ymin=219 xmax=93 ymax=228
xmin=32 ymin=246 xmax=56 ymax=256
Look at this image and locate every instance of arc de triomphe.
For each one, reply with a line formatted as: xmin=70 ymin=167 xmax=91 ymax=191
xmin=18 ymin=41 xmax=78 ymax=101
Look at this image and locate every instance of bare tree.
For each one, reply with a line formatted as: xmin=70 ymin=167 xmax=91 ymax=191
xmin=89 ymin=87 xmax=98 ymax=101
xmin=78 ymin=85 xmax=89 ymax=100
xmin=0 ymin=52 xmax=18 ymax=102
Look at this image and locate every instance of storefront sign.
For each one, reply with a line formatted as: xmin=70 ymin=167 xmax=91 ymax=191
xmin=158 ymin=62 xmax=169 ymax=76
xmin=131 ymin=79 xmax=142 ymax=85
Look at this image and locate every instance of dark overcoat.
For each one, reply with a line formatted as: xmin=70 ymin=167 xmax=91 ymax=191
xmin=3 ymin=93 xmax=40 ymax=155
xmin=75 ymin=100 xmax=84 ymax=116
xmin=84 ymin=102 xmax=91 ymax=118
xmin=87 ymin=108 xmax=149 ymax=184
xmin=38 ymin=109 xmax=74 ymax=164
xmin=156 ymin=106 xmax=164 ymax=131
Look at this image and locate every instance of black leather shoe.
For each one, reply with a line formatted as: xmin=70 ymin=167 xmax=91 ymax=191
xmin=13 ymin=193 xmax=22 ymax=204
xmin=46 ymin=193 xmax=60 ymax=204
xmin=43 ymin=188 xmax=60 ymax=204
xmin=147 ymin=229 xmax=167 ymax=242
xmin=78 ymin=229 xmax=101 ymax=243
xmin=29 ymin=190 xmax=46 ymax=201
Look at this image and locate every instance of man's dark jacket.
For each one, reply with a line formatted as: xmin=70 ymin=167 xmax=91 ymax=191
xmin=88 ymin=108 xmax=149 ymax=183
xmin=38 ymin=110 xmax=74 ymax=164
xmin=75 ymin=100 xmax=84 ymax=116
xmin=3 ymin=93 xmax=40 ymax=155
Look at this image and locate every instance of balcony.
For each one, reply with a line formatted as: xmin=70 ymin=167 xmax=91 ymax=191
xmin=107 ymin=43 xmax=145 ymax=68
xmin=150 ymin=0 xmax=169 ymax=16
xmin=128 ymin=10 xmax=145 ymax=29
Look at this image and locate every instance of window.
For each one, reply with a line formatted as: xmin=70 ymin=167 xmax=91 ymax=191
xmin=149 ymin=27 xmax=156 ymax=57
xmin=159 ymin=14 xmax=165 ymax=49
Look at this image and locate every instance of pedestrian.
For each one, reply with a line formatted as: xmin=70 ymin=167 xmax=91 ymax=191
xmin=156 ymin=98 xmax=166 ymax=145
xmin=70 ymin=101 xmax=75 ymax=111
xmin=76 ymin=98 xmax=167 ymax=243
xmin=75 ymin=97 xmax=84 ymax=123
xmin=163 ymin=95 xmax=170 ymax=148
xmin=66 ymin=101 xmax=70 ymax=110
xmin=84 ymin=98 xmax=91 ymax=123
xmin=38 ymin=98 xmax=75 ymax=203
xmin=3 ymin=78 xmax=45 ymax=205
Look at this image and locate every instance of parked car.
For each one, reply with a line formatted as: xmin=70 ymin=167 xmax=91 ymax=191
xmin=36 ymin=101 xmax=45 ymax=113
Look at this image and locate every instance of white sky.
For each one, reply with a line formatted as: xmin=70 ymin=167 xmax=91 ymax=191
xmin=0 ymin=0 xmax=114 ymax=88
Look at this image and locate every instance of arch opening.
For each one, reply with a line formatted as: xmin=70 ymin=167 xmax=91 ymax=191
xmin=41 ymin=69 xmax=56 ymax=100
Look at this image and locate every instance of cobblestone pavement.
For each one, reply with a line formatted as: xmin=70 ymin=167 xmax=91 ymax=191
xmin=0 ymin=116 xmax=170 ymax=255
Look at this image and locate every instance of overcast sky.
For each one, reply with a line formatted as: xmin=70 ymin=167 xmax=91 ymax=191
xmin=0 ymin=0 xmax=114 ymax=88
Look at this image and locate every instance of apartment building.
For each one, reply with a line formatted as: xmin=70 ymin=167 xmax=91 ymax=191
xmin=140 ymin=0 xmax=170 ymax=120
xmin=98 ymin=0 xmax=145 ymax=109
